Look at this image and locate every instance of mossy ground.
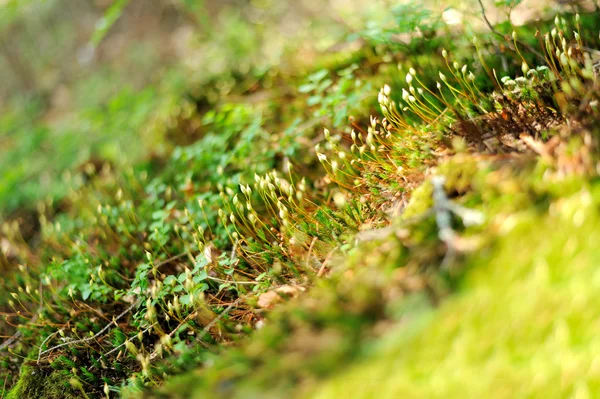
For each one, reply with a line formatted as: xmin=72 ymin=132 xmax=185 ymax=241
xmin=2 ymin=2 xmax=600 ymax=398
xmin=312 ymin=172 xmax=600 ymax=398
xmin=146 ymin=150 xmax=600 ymax=398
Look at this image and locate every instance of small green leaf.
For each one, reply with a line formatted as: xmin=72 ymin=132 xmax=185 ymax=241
xmin=82 ymin=287 xmax=92 ymax=301
xmin=298 ymin=84 xmax=316 ymax=93
xmin=163 ymin=275 xmax=177 ymax=286
xmin=193 ymin=270 xmax=208 ymax=283
xmin=180 ymin=295 xmax=191 ymax=305
xmin=173 ymin=285 xmax=184 ymax=293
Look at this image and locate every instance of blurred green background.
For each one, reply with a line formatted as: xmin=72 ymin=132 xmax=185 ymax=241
xmin=0 ymin=0 xmax=366 ymax=215
xmin=0 ymin=0 xmax=572 ymax=217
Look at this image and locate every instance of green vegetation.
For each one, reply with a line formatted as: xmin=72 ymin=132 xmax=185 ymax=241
xmin=1 ymin=1 xmax=600 ymax=398
xmin=313 ymin=179 xmax=600 ymax=398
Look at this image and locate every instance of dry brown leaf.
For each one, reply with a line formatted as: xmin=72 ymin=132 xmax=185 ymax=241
xmin=257 ymin=285 xmax=304 ymax=309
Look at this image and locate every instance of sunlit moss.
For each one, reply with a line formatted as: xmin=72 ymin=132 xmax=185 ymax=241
xmin=311 ymin=182 xmax=600 ymax=398
xmin=7 ymin=365 xmax=78 ymax=399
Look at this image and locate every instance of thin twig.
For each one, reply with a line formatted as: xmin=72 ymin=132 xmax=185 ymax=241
xmin=207 ymin=276 xmax=259 ymax=285
xmin=431 ymin=176 xmax=485 ymax=269
xmin=92 ymin=323 xmax=156 ymax=368
xmin=197 ymin=300 xmax=240 ymax=341
xmin=39 ymin=299 xmax=140 ymax=359
xmin=432 ymin=176 xmax=457 ymax=245
xmin=155 ymin=252 xmax=189 ymax=269
xmin=0 ymin=330 xmax=22 ymax=352
xmin=305 ymin=237 xmax=318 ymax=270
xmin=37 ymin=330 xmax=60 ymax=363
xmin=317 ymin=246 xmax=339 ymax=277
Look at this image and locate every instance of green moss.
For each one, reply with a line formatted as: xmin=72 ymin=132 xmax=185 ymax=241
xmin=142 ymin=148 xmax=600 ymax=398
xmin=7 ymin=365 xmax=79 ymax=399
xmin=401 ymin=180 xmax=433 ymax=220
xmin=310 ymin=183 xmax=600 ymax=398
xmin=3 ymin=4 xmax=600 ymax=398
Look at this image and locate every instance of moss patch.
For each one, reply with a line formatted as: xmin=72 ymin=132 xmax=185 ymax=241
xmin=7 ymin=365 xmax=79 ymax=399
xmin=310 ymin=182 xmax=600 ymax=398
